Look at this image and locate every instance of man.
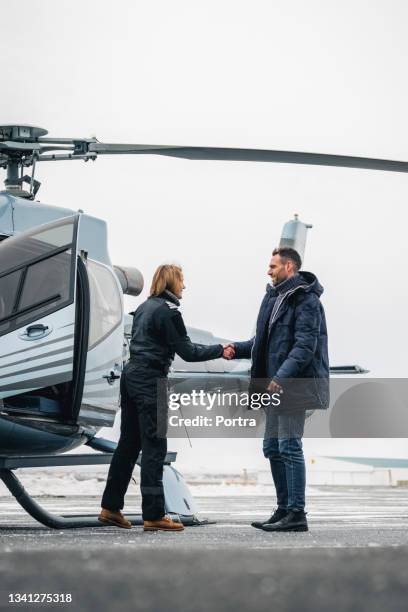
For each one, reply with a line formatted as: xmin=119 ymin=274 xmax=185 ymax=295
xmin=226 ymin=247 xmax=329 ymax=532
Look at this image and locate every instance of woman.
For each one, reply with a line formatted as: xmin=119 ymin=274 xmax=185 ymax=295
xmin=99 ymin=264 xmax=228 ymax=531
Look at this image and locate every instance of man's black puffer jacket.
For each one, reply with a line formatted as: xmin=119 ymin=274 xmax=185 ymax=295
xmin=233 ymin=271 xmax=329 ymax=410
xmin=129 ymin=289 xmax=223 ymax=375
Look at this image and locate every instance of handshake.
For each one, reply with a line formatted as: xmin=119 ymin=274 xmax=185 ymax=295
xmin=222 ymin=343 xmax=235 ymax=360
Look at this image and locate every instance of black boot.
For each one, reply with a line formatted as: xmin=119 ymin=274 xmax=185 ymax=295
xmin=260 ymin=509 xmax=308 ymax=532
xmin=251 ymin=507 xmax=288 ymax=530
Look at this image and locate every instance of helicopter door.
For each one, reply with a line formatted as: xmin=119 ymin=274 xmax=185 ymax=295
xmin=0 ymin=215 xmax=83 ymax=421
xmin=77 ymin=258 xmax=124 ymax=428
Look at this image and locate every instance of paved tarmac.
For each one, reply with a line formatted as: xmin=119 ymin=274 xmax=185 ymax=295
xmin=0 ymin=487 xmax=407 ymax=611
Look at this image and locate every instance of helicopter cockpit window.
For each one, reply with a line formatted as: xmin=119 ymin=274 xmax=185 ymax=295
xmin=0 ymin=217 xmax=77 ymax=337
xmin=87 ymin=259 xmax=122 ymax=349
xmin=19 ymin=252 xmax=71 ymax=311
xmin=0 ymin=218 xmax=76 ymax=274
xmin=0 ymin=270 xmax=22 ymax=321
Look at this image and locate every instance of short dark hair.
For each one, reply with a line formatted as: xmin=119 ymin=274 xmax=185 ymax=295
xmin=272 ymin=247 xmax=302 ymax=271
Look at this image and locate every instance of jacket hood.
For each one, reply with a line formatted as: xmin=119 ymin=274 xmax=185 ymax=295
xmin=266 ymin=271 xmax=324 ymax=297
xmin=298 ymin=271 xmax=324 ymax=297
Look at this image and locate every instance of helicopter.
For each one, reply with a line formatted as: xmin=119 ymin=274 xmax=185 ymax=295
xmin=0 ymin=123 xmax=405 ymax=528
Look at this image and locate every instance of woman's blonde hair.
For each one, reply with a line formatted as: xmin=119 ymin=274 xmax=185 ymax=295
xmin=150 ymin=264 xmax=183 ymax=297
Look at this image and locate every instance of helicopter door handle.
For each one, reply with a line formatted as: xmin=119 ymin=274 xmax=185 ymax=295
xmin=20 ymin=324 xmax=52 ymax=340
xmin=103 ymin=370 xmax=121 ymax=385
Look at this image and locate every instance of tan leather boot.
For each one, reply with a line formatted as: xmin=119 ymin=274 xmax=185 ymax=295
xmin=98 ymin=508 xmax=132 ymax=529
xmin=143 ymin=515 xmax=184 ymax=532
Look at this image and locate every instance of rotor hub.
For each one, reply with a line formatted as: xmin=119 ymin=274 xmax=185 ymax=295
xmin=0 ymin=125 xmax=48 ymax=142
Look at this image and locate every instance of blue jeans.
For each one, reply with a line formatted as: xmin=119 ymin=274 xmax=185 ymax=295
xmin=262 ymin=409 xmax=306 ymax=511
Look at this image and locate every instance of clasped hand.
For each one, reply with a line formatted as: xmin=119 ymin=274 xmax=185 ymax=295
xmin=222 ymin=343 xmax=235 ymax=360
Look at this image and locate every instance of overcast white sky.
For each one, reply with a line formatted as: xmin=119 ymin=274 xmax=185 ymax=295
xmin=1 ymin=0 xmax=408 ymax=469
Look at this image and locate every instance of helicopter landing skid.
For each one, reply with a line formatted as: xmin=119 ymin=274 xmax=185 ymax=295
xmin=0 ymin=452 xmax=214 ymax=529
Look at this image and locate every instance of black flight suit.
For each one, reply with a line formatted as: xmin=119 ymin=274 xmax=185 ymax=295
xmin=101 ymin=289 xmax=223 ymax=520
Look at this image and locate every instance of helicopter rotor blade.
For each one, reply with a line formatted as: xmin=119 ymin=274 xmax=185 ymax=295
xmin=88 ymin=143 xmax=408 ymax=173
xmin=1 ymin=128 xmax=408 ymax=174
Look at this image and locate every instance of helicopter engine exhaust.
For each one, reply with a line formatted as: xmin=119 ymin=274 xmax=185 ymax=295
xmin=113 ymin=265 xmax=144 ymax=296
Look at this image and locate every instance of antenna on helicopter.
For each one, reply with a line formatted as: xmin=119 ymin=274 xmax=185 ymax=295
xmin=279 ymin=214 xmax=313 ymax=262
